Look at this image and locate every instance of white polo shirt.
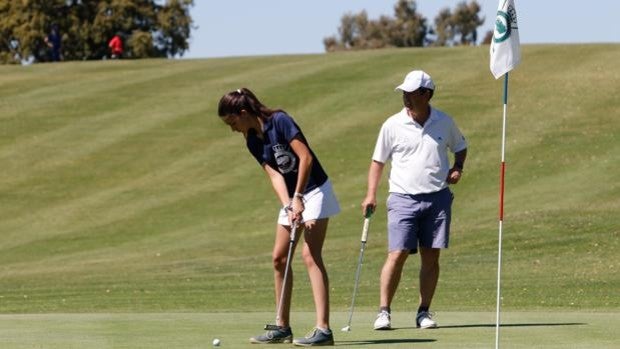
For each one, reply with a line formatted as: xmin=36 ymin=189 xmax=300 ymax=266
xmin=372 ymin=107 xmax=467 ymax=195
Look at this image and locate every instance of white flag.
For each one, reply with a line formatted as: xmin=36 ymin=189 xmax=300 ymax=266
xmin=490 ymin=0 xmax=521 ymax=79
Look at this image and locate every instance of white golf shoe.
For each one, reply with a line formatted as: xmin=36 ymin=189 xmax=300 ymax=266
xmin=373 ymin=310 xmax=391 ymax=330
xmin=416 ymin=311 xmax=438 ymax=329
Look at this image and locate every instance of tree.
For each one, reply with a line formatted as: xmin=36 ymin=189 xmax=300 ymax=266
xmin=323 ymin=0 xmax=427 ymax=52
xmin=0 ymin=0 xmax=193 ymax=64
xmin=451 ymin=1 xmax=484 ymax=45
xmin=481 ymin=30 xmax=493 ymax=45
xmin=323 ymin=0 xmax=487 ymax=51
xmin=433 ymin=8 xmax=454 ymax=46
xmin=391 ymin=0 xmax=427 ymax=47
xmin=341 ymin=11 xmax=370 ymax=49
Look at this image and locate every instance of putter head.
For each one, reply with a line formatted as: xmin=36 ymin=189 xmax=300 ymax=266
xmin=341 ymin=325 xmax=351 ymax=332
xmin=264 ymin=324 xmax=281 ymax=331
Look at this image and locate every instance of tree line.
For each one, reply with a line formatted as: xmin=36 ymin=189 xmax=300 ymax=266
xmin=0 ymin=0 xmax=193 ymax=64
xmin=324 ymin=0 xmax=490 ymax=52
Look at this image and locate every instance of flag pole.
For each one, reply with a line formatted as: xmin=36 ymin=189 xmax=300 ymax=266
xmin=495 ymin=72 xmax=509 ymax=349
xmin=491 ymin=0 xmax=520 ymax=346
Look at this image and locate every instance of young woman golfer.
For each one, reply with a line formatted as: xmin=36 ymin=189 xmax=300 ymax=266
xmin=218 ymin=88 xmax=340 ymax=346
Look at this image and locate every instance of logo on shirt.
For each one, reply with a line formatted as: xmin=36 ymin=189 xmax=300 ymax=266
xmin=272 ymin=144 xmax=296 ymax=174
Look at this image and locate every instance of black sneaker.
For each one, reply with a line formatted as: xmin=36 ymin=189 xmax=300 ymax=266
xmin=293 ymin=328 xmax=334 ymax=346
xmin=249 ymin=325 xmax=293 ymax=344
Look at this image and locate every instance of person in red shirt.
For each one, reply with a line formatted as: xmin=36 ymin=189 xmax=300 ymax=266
xmin=108 ymin=33 xmax=123 ymax=59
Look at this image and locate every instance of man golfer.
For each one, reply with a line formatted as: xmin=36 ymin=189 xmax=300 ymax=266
xmin=361 ymin=70 xmax=468 ymax=330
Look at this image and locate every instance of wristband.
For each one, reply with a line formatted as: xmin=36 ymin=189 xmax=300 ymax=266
xmin=293 ymin=192 xmax=304 ymax=199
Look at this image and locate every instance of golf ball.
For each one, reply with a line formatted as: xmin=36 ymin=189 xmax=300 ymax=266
xmin=212 ymin=338 xmax=220 ymax=346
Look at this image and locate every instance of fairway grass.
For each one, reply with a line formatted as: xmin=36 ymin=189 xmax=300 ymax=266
xmin=1 ymin=44 xmax=618 ymax=348
xmin=0 ymin=311 xmax=617 ymax=348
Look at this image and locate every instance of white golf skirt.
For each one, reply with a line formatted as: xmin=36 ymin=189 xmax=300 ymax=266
xmin=277 ymin=179 xmax=340 ymax=226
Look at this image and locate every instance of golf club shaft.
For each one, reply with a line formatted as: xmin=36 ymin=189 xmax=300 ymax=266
xmin=275 ymin=222 xmax=297 ymax=325
xmin=345 ymin=238 xmax=367 ymax=328
xmin=344 ymin=210 xmax=372 ymax=329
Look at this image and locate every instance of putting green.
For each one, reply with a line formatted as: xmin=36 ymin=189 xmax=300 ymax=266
xmin=0 ymin=311 xmax=616 ymax=348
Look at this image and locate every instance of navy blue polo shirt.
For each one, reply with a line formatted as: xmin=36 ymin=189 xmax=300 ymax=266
xmin=246 ymin=112 xmax=328 ymax=197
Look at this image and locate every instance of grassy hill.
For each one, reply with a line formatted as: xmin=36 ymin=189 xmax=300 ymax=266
xmin=0 ymin=44 xmax=618 ymax=315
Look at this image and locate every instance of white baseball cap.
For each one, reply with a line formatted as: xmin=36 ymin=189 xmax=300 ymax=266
xmin=395 ymin=70 xmax=435 ymax=92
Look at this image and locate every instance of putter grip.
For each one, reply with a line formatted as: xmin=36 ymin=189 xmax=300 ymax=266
xmin=360 ymin=206 xmax=372 ymax=242
xmin=289 ymin=223 xmax=298 ymax=242
xmin=361 ymin=218 xmax=370 ymax=242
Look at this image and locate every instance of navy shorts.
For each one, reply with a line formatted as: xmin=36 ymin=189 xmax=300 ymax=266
xmin=386 ymin=188 xmax=453 ymax=253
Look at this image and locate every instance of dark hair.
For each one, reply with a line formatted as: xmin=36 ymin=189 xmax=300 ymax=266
xmin=403 ymin=87 xmax=434 ymax=108
xmin=422 ymin=87 xmax=434 ymax=99
xmin=218 ymin=88 xmax=283 ymax=120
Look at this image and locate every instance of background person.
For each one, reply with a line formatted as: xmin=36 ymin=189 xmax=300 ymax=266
xmin=108 ymin=33 xmax=123 ymax=59
xmin=361 ymin=70 xmax=468 ymax=330
xmin=218 ymin=88 xmax=340 ymax=346
xmin=44 ymin=24 xmax=62 ymax=62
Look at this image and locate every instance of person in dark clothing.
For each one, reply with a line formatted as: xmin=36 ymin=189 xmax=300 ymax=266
xmin=44 ymin=24 xmax=62 ymax=62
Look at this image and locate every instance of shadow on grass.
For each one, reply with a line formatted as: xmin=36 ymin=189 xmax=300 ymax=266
xmin=394 ymin=322 xmax=586 ymax=330
xmin=338 ymin=339 xmax=436 ymax=346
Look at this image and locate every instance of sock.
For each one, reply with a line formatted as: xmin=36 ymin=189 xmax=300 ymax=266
xmin=417 ymin=306 xmax=429 ymax=314
xmin=379 ymin=306 xmax=391 ymax=314
xmin=317 ymin=327 xmax=331 ymax=334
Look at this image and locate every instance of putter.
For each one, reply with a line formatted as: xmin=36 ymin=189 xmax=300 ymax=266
xmin=265 ymin=221 xmax=298 ymax=330
xmin=342 ymin=207 xmax=373 ymax=332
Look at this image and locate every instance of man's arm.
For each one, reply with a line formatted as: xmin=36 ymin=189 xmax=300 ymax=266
xmin=361 ymin=160 xmax=385 ymax=215
xmin=447 ymin=148 xmax=467 ymax=184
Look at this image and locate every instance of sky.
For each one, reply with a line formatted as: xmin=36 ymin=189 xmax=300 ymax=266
xmin=183 ymin=0 xmax=619 ymax=59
